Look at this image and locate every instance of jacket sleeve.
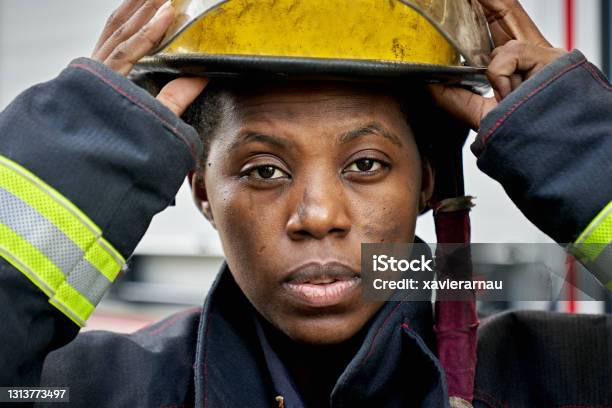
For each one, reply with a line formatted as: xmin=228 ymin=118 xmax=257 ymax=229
xmin=472 ymin=50 xmax=612 ymax=288
xmin=0 ymin=57 xmax=202 ymax=386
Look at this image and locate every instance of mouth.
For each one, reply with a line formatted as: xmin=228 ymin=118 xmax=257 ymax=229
xmin=282 ymin=262 xmax=361 ymax=308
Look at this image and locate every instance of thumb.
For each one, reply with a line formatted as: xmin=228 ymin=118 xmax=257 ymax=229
xmin=428 ymin=85 xmax=497 ymax=131
xmin=156 ymin=77 xmax=209 ymax=117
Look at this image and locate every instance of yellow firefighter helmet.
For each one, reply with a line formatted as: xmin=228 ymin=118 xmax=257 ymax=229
xmin=138 ymin=0 xmax=492 ymax=86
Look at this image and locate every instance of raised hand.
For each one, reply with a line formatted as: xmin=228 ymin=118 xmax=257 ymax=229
xmin=91 ymin=0 xmax=207 ymax=116
xmin=430 ymin=0 xmax=567 ymax=130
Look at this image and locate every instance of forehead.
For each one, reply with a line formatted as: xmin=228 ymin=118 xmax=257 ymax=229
xmin=227 ymin=81 xmax=409 ymax=130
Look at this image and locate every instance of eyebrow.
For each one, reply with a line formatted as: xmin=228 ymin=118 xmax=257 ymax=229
xmin=339 ymin=122 xmax=403 ymax=147
xmin=229 ymin=132 xmax=291 ymax=152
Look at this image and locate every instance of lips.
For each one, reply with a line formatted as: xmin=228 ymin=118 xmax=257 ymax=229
xmin=282 ymin=262 xmax=361 ymax=307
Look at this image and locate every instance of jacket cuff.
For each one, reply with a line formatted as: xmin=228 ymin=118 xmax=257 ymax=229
xmin=68 ymin=58 xmax=202 ymax=159
xmin=470 ymin=50 xmax=612 ymax=244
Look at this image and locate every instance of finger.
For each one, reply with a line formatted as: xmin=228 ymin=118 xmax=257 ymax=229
xmin=509 ymin=73 xmax=523 ymax=91
xmin=93 ymin=0 xmax=168 ymax=62
xmin=157 ymin=77 xmax=209 ymax=117
xmin=494 ymin=74 xmax=525 ymax=99
xmin=492 ymin=89 xmax=502 ymax=103
xmin=487 ymin=44 xmax=522 ymax=99
xmin=487 ymin=41 xmax=564 ymax=98
xmin=428 ymin=85 xmax=497 ymax=131
xmin=490 ymin=75 xmax=513 ymax=101
xmin=92 ymin=0 xmax=147 ymax=59
xmin=105 ymin=1 xmax=174 ymax=76
xmin=477 ymin=0 xmax=551 ymax=47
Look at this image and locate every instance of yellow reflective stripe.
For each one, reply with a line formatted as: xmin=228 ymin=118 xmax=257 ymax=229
xmin=0 ymin=224 xmax=92 ymax=326
xmin=573 ymin=201 xmax=612 ymax=261
xmin=99 ymin=236 xmax=124 ymax=270
xmin=0 ymin=155 xmax=124 ymax=265
xmin=0 ymin=155 xmax=126 ymax=325
xmin=0 ymin=223 xmax=65 ymax=295
xmin=85 ymin=239 xmax=124 ymax=282
xmin=0 ymin=156 xmax=101 ymax=243
xmin=51 ymin=282 xmax=95 ymax=326
xmin=48 ymin=297 xmax=86 ymax=327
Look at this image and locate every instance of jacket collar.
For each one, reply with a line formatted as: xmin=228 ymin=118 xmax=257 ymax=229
xmin=194 ymin=264 xmax=449 ymax=408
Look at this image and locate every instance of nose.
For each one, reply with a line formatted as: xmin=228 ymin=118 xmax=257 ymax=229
xmin=286 ymin=176 xmax=351 ymax=241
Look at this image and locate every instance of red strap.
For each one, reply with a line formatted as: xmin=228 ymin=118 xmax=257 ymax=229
xmin=433 ymin=208 xmax=479 ymax=403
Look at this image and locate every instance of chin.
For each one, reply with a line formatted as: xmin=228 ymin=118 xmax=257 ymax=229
xmin=274 ymin=308 xmax=379 ymax=345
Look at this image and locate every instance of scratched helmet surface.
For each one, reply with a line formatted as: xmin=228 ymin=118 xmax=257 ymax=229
xmin=137 ymin=0 xmax=492 ymax=86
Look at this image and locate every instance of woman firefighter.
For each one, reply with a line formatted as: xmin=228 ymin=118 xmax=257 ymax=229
xmin=0 ymin=0 xmax=610 ymax=407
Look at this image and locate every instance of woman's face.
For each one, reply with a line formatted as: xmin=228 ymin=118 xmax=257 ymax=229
xmin=192 ymin=82 xmax=433 ymax=345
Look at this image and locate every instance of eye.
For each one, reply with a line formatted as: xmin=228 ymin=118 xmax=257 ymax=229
xmin=248 ymin=165 xmax=288 ymax=180
xmin=344 ymin=158 xmax=384 ymax=173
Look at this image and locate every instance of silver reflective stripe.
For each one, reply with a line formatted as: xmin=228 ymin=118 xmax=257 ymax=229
xmin=67 ymin=258 xmax=111 ymax=305
xmin=0 ymin=187 xmax=110 ymax=305
xmin=0 ymin=189 xmax=82 ymax=271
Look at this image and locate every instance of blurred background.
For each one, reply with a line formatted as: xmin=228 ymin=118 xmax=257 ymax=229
xmin=0 ymin=0 xmax=610 ymax=332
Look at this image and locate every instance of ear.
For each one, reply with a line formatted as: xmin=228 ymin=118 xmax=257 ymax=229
xmin=419 ymin=158 xmax=435 ymax=213
xmin=188 ymin=170 xmax=216 ymax=229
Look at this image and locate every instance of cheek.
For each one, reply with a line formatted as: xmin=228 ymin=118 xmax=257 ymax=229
xmin=354 ymin=166 xmax=421 ymax=243
xmin=208 ymin=181 xmax=286 ymax=294
xmin=358 ymin=194 xmax=418 ymax=243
